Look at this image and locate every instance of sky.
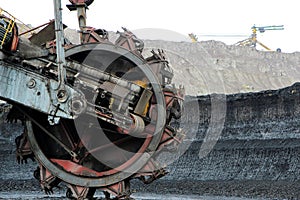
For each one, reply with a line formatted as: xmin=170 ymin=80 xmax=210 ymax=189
xmin=1 ymin=0 xmax=300 ymax=53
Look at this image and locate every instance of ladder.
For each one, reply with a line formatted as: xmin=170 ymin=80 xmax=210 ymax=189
xmin=0 ymin=8 xmax=16 ymax=49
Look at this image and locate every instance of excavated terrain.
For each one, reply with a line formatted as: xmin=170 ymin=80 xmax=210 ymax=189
xmin=143 ymin=40 xmax=300 ymax=95
xmin=1 ymin=39 xmax=300 ymax=199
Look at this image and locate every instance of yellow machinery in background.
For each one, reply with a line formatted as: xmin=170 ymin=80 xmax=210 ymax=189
xmin=235 ymin=25 xmax=284 ymax=52
xmin=188 ymin=25 xmax=284 ymax=52
xmin=188 ymin=33 xmax=198 ymax=42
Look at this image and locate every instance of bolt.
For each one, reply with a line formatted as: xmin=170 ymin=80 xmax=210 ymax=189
xmin=27 ymin=79 xmax=36 ymax=89
xmin=57 ymin=90 xmax=68 ymax=103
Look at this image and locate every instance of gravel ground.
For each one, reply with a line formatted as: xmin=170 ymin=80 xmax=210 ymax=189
xmin=1 ymin=139 xmax=300 ymax=200
xmin=0 ymin=178 xmax=299 ymax=199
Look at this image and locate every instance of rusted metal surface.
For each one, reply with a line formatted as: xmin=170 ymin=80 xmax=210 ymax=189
xmin=28 ymin=20 xmax=56 ymax=45
xmin=115 ymin=27 xmax=145 ymax=57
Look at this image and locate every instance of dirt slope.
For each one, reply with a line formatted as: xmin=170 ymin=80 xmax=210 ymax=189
xmin=142 ymin=40 xmax=300 ymax=95
xmin=65 ymin=28 xmax=300 ymax=95
xmin=63 ymin=28 xmax=300 ymax=94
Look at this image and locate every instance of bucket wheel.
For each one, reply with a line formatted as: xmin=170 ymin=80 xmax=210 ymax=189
xmin=21 ymin=42 xmax=184 ymax=199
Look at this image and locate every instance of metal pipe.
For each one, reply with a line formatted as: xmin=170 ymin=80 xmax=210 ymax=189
xmin=76 ymin=4 xmax=87 ymax=44
xmin=53 ymin=0 xmax=67 ymax=91
xmin=19 ymin=20 xmax=54 ymax=36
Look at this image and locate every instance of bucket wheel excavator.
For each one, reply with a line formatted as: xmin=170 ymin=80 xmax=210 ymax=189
xmin=0 ymin=1 xmax=185 ymax=199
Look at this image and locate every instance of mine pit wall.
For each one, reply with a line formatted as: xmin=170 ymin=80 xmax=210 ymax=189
xmin=166 ymin=82 xmax=300 ymax=181
xmin=1 ymin=83 xmax=300 ymax=183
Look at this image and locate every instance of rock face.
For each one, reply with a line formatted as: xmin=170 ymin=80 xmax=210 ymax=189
xmin=166 ymin=82 xmax=300 ymax=182
xmin=3 ymin=82 xmax=300 ymax=198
